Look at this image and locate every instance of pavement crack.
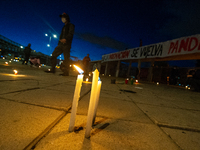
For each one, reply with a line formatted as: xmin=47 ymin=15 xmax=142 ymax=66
xmin=21 ymin=88 xmax=91 ymax=150
xmin=157 ymin=123 xmax=200 ymax=133
xmin=23 ymin=111 xmax=68 ymax=150
xmin=0 ymin=87 xmax=40 ymax=95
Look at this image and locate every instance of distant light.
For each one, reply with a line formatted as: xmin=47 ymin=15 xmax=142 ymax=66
xmin=3 ymin=57 xmax=5 ymax=59
xmin=9 ymin=61 xmax=11 ymax=63
xmin=50 ymin=54 xmax=52 ymax=56
xmin=188 ymin=87 xmax=190 ymax=90
xmin=86 ymin=78 xmax=89 ymax=82
xmin=127 ymin=78 xmax=129 ymax=80
xmin=53 ymin=34 xmax=57 ymax=38
xmin=89 ymin=73 xmax=91 ymax=76
xmin=48 ymin=69 xmax=50 ymax=71
xmin=39 ymin=66 xmax=41 ymax=68
xmin=60 ymin=58 xmax=61 ymax=60
xmin=109 ymin=75 xmax=111 ymax=77
xmin=5 ymin=62 xmax=8 ymax=65
xmin=102 ymin=74 xmax=104 ymax=76
xmin=45 ymin=34 xmax=48 ymax=36
xmin=33 ymin=50 xmax=36 ymax=52
xmin=20 ymin=46 xmax=23 ymax=48
xmin=60 ymin=55 xmax=61 ymax=57
xmin=47 ymin=44 xmax=50 ymax=47
xmin=69 ymin=65 xmax=72 ymax=67
xmin=157 ymin=82 xmax=159 ymax=85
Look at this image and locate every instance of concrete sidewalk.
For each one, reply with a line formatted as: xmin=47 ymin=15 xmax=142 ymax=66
xmin=0 ymin=58 xmax=200 ymax=150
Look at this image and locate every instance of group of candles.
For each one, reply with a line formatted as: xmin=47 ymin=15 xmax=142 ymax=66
xmin=4 ymin=61 xmax=18 ymax=75
xmin=125 ymin=78 xmax=139 ymax=84
xmin=69 ymin=65 xmax=102 ymax=138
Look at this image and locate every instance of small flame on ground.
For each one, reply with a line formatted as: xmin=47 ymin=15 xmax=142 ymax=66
xmin=136 ymin=80 xmax=138 ymax=83
xmin=13 ymin=70 xmax=18 ymax=75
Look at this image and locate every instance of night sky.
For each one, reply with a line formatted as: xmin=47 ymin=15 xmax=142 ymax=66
xmin=1 ymin=0 xmax=200 ymax=66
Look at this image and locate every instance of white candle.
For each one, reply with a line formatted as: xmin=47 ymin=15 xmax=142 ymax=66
xmin=92 ymin=80 xmax=102 ymax=125
xmin=85 ymin=69 xmax=99 ymax=138
xmin=68 ymin=74 xmax=83 ymax=132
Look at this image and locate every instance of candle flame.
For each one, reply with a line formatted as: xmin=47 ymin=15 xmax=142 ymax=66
xmin=136 ymin=80 xmax=138 ymax=83
xmin=86 ymin=78 xmax=89 ymax=82
xmin=13 ymin=70 xmax=18 ymax=75
xmin=73 ymin=65 xmax=84 ymax=74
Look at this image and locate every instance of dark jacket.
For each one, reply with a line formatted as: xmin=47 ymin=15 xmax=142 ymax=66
xmin=59 ymin=22 xmax=75 ymax=45
xmin=24 ymin=46 xmax=31 ymax=55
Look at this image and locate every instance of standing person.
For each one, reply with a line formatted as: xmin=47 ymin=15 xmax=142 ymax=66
xmin=45 ymin=12 xmax=75 ymax=76
xmin=83 ymin=54 xmax=91 ymax=75
xmin=22 ymin=43 xmax=31 ymax=65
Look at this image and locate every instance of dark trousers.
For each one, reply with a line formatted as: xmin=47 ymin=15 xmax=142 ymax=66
xmin=51 ymin=44 xmax=70 ymax=74
xmin=22 ymin=54 xmax=30 ymax=65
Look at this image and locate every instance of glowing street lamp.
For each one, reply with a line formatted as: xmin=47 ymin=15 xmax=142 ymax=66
xmin=45 ymin=33 xmax=57 ymax=55
xmin=53 ymin=34 xmax=57 ymax=38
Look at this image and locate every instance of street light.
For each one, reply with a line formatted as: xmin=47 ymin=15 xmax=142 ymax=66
xmin=45 ymin=33 xmax=57 ymax=53
xmin=45 ymin=33 xmax=57 ymax=65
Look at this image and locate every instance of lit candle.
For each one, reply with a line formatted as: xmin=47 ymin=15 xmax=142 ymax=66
xmin=13 ymin=70 xmax=18 ymax=75
xmin=5 ymin=62 xmax=8 ymax=65
xmin=85 ymin=69 xmax=99 ymax=138
xmin=86 ymin=78 xmax=89 ymax=82
xmin=92 ymin=79 xmax=102 ymax=125
xmin=125 ymin=78 xmax=129 ymax=84
xmin=68 ymin=65 xmax=84 ymax=132
xmin=136 ymin=80 xmax=138 ymax=83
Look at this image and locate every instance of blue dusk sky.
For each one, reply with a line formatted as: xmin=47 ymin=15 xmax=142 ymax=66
xmin=0 ymin=0 xmax=200 ymax=66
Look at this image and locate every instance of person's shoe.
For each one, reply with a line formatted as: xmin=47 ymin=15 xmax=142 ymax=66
xmin=45 ymin=70 xmax=55 ymax=74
